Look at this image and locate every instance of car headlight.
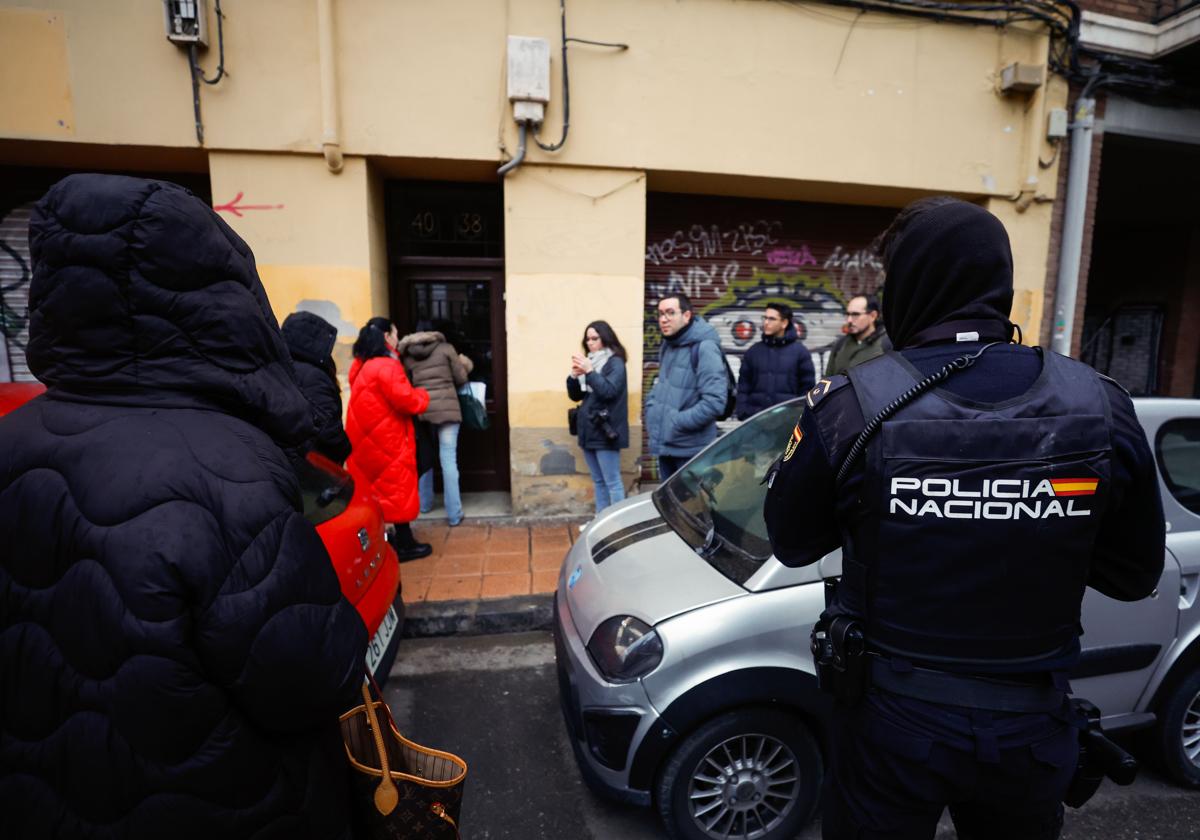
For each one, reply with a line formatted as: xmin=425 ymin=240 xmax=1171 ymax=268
xmin=586 ymin=615 xmax=664 ymax=682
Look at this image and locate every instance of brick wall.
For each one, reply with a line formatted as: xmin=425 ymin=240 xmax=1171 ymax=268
xmin=1039 ymin=92 xmax=1107 ymax=356
xmin=1077 ymin=0 xmax=1163 ymax=21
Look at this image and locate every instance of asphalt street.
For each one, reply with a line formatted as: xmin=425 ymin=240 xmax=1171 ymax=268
xmin=383 ymin=631 xmax=1200 ymax=840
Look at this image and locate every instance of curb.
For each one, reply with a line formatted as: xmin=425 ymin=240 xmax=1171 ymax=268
xmin=401 ymin=593 xmax=555 ymax=639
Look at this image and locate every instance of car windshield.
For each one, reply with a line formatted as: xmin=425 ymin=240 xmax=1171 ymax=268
xmin=295 ymin=451 xmax=354 ymax=526
xmin=653 ymin=400 xmax=805 ymax=585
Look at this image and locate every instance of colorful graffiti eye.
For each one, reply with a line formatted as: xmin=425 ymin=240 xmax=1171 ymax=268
xmin=732 ymin=320 xmax=756 ymax=343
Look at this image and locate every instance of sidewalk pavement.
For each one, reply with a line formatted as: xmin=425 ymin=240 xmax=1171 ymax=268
xmin=398 ymin=520 xmax=581 ymax=638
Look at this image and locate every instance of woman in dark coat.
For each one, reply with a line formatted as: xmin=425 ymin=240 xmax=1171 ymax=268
xmin=0 ymin=174 xmax=367 ymax=840
xmin=566 ymin=320 xmax=630 ymax=515
xmin=282 ymin=310 xmax=352 ymax=464
xmin=345 ymin=318 xmax=432 ymax=560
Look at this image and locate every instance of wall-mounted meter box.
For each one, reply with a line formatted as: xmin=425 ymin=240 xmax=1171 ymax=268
xmin=1047 ymin=108 xmax=1069 ymax=139
xmin=164 ymin=0 xmax=208 ymax=46
xmin=507 ymin=36 xmax=550 ymax=104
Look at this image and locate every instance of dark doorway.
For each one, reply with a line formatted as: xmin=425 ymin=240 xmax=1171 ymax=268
xmin=1080 ymin=134 xmax=1200 ymax=397
xmin=398 ymin=269 xmax=509 ymax=492
xmin=386 ymin=181 xmax=509 ymax=493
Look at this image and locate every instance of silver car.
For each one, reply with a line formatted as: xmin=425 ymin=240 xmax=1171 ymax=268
xmin=553 ymin=397 xmax=1200 ymax=840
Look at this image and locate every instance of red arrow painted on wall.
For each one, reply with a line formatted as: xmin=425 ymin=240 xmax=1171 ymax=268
xmin=213 ymin=192 xmax=286 ymax=217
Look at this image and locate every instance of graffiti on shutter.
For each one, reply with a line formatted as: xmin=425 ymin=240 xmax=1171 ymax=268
xmin=0 ymin=201 xmax=35 ymax=382
xmin=642 ymin=193 xmax=896 ymax=479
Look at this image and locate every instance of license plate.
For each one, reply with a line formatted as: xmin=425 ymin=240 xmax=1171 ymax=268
xmin=365 ymin=605 xmax=399 ymax=676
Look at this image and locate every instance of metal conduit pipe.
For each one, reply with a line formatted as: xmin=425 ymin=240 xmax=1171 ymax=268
xmin=1050 ymin=96 xmax=1096 ymax=356
xmin=498 ymin=121 xmax=529 ymax=178
xmin=317 ymin=0 xmax=344 ymax=173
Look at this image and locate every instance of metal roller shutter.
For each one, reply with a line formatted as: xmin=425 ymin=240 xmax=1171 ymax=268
xmin=641 ymin=192 xmax=897 ymax=479
xmin=0 ymin=197 xmax=37 ymax=382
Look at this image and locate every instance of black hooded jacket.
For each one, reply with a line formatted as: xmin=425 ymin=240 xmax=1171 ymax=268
xmin=282 ymin=311 xmax=352 ymax=464
xmin=0 ymin=175 xmax=368 ymax=839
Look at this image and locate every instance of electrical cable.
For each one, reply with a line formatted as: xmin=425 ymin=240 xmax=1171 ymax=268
xmin=792 ymin=0 xmax=1193 ymax=109
xmin=1038 ymin=138 xmax=1061 ymax=169
xmin=835 ymin=342 xmax=1004 ymax=484
xmin=190 ymin=0 xmax=226 ymax=85
xmin=531 ymin=0 xmax=629 ymax=155
xmin=532 ymin=0 xmax=570 ymax=153
xmin=184 ymin=0 xmax=227 ymax=145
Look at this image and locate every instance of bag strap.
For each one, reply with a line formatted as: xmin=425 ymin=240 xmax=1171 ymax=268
xmin=362 ymin=673 xmax=463 ymax=838
xmin=361 ymin=679 xmax=400 ymax=816
xmin=431 ymin=803 xmax=461 ymax=838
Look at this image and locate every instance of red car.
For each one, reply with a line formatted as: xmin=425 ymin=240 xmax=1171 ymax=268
xmin=0 ymin=383 xmax=403 ymax=682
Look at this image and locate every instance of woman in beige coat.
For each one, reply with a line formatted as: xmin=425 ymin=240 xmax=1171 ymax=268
xmin=399 ymin=330 xmax=472 ymax=526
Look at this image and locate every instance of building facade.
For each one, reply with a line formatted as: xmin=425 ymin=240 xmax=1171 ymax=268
xmin=1 ymin=0 xmax=1195 ymax=514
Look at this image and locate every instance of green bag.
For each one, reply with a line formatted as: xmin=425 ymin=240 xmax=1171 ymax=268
xmin=457 ymin=384 xmax=489 ymax=431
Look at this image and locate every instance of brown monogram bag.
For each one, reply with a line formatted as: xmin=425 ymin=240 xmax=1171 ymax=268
xmin=340 ymin=680 xmax=468 ymax=840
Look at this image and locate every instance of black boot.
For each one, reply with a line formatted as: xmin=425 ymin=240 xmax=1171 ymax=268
xmin=389 ymin=522 xmax=432 ymax=562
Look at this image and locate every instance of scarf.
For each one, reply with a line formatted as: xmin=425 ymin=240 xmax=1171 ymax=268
xmin=578 ymin=348 xmax=613 ymax=392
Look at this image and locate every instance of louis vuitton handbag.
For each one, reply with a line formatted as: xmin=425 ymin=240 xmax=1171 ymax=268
xmin=340 ymin=680 xmax=469 ymax=839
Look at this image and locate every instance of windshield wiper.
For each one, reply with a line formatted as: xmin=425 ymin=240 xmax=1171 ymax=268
xmin=317 ymin=477 xmax=351 ymax=507
xmin=696 ymin=523 xmax=723 ymax=559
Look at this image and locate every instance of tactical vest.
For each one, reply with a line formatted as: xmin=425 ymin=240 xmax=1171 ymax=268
xmin=838 ymin=349 xmax=1113 ymax=668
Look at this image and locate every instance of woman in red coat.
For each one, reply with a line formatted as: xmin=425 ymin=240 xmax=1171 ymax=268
xmin=346 ymin=317 xmax=433 ymax=560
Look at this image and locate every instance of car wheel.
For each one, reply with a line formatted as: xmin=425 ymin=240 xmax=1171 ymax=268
xmin=1158 ymin=667 xmax=1200 ymax=788
xmin=656 ymin=708 xmax=822 ymax=840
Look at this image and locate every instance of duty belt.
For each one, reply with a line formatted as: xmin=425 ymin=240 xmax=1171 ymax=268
xmin=868 ymin=655 xmax=1066 ymax=713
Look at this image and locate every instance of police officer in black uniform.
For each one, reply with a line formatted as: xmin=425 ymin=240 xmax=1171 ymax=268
xmin=764 ymin=197 xmax=1165 ymax=840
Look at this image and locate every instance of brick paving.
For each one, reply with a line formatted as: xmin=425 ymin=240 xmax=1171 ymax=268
xmin=399 ymin=522 xmax=577 ymax=605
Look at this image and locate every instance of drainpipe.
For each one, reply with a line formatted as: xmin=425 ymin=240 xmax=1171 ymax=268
xmin=317 ymin=0 xmax=344 ymax=173
xmin=497 ymin=120 xmax=529 ymax=178
xmin=1050 ymin=94 xmax=1096 ymax=356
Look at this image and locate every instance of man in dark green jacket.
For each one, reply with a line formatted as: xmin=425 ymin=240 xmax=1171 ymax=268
xmin=824 ymin=294 xmax=891 ymax=376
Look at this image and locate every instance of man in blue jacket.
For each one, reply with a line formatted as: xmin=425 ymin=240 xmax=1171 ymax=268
xmin=734 ymin=302 xmax=816 ymax=420
xmin=645 ymin=293 xmax=728 ymax=479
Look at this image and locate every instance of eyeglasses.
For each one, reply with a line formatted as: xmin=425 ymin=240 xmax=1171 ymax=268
xmin=657 ymin=309 xmax=680 ymax=319
xmin=762 ymin=314 xmax=782 ymax=322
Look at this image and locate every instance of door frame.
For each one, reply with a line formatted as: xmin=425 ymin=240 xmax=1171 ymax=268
xmin=392 ymin=256 xmax=510 ymax=492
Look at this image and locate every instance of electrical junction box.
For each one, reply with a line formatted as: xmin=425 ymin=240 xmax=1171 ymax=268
xmin=1047 ymin=108 xmax=1069 ymax=139
xmin=999 ymin=62 xmax=1043 ymax=93
xmin=507 ymin=36 xmax=550 ymax=123
xmin=164 ymin=0 xmax=208 ymax=46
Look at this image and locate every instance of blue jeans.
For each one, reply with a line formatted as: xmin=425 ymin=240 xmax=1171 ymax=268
xmin=582 ymin=448 xmax=625 ymax=514
xmin=418 ymin=422 xmax=463 ymax=525
xmin=657 ymin=455 xmax=691 ymax=481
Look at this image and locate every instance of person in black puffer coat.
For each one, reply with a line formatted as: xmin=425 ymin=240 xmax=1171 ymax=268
xmin=0 ymin=174 xmax=368 ymax=840
xmin=734 ymin=302 xmax=816 ymax=420
xmin=282 ymin=311 xmax=352 ymax=464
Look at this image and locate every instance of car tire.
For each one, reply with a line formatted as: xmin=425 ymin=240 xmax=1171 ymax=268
xmin=1157 ymin=666 xmax=1200 ymax=788
xmin=656 ymin=708 xmax=822 ymax=840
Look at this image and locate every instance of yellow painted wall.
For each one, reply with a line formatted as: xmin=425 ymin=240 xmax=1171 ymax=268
xmin=208 ymin=150 xmax=378 ymax=342
xmin=985 ymin=198 xmax=1055 ymax=343
xmin=0 ymin=9 xmax=74 ymax=138
xmin=1 ymin=0 xmax=1075 ymax=513
xmin=0 ymin=0 xmax=1066 ymax=201
xmin=505 ymin=165 xmax=647 ymax=514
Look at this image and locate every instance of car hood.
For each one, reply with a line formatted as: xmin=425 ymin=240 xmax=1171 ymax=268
xmin=562 ymin=494 xmax=747 ymax=642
